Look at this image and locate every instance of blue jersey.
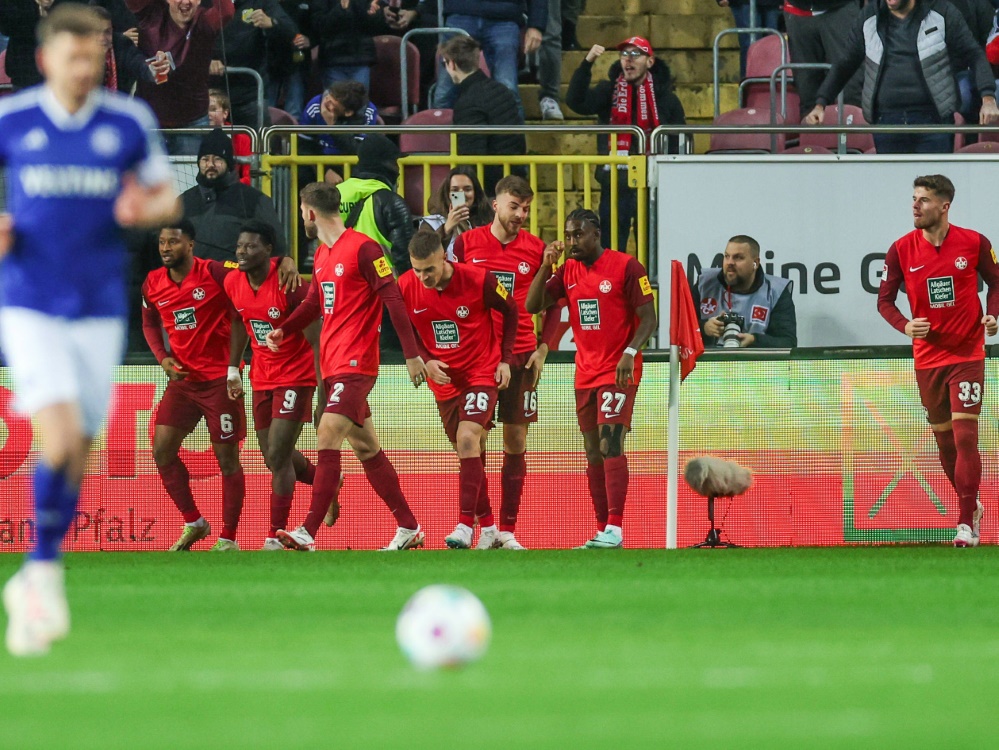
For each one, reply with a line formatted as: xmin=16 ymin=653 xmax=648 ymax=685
xmin=0 ymin=87 xmax=171 ymax=319
xmin=300 ymin=94 xmax=379 ymax=155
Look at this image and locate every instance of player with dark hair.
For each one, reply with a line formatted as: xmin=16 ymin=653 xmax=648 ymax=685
xmin=265 ymin=183 xmax=427 ymax=551
xmin=400 ymin=231 xmax=519 ymax=548
xmin=0 ymin=3 xmax=177 ymax=656
xmin=526 ymin=208 xmax=657 ymax=548
xmin=142 ymin=220 xmax=299 ymax=552
xmin=878 ymin=174 xmax=999 ymax=548
xmin=224 ymin=220 xmax=324 ymax=551
xmin=452 ymin=175 xmax=557 ymax=550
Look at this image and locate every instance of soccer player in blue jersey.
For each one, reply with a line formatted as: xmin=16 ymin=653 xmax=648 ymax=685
xmin=0 ymin=4 xmax=178 ymax=656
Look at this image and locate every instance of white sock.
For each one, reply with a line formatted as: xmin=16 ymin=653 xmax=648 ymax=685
xmin=184 ymin=517 xmax=207 ymax=528
xmin=605 ymin=524 xmax=622 ymax=536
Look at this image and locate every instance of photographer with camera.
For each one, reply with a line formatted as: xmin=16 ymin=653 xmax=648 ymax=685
xmin=695 ymin=235 xmax=797 ymax=349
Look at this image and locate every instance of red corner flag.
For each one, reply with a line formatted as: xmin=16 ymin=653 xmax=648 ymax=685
xmin=670 ymin=260 xmax=703 ymax=381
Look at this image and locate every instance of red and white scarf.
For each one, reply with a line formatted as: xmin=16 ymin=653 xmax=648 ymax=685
xmin=610 ymin=74 xmax=660 ymax=156
xmin=103 ymin=49 xmax=118 ymax=91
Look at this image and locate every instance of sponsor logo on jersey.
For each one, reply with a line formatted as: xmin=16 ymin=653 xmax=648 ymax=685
xmin=493 ymin=271 xmax=515 ymax=297
xmin=321 ymin=281 xmax=336 ymax=313
xmin=250 ymin=319 xmax=273 ymax=345
xmin=751 ymin=305 xmax=768 ymax=322
xmin=927 ymin=276 xmax=956 ymax=308
xmin=374 ymin=256 xmax=392 ymax=278
xmin=578 ymin=299 xmax=601 ymax=330
xmin=267 ymin=306 xmax=281 ymax=319
xmin=518 ymin=261 xmax=531 ymax=275
xmin=456 ymin=306 xmax=469 ymax=319
xmin=599 ymin=280 xmax=612 ymax=294
xmin=992 ymin=247 xmax=998 ymax=265
xmin=955 ymin=256 xmax=968 ymax=270
xmin=18 ymin=165 xmax=118 ymax=198
xmin=639 ymin=275 xmax=652 ymax=296
xmin=334 ymin=263 xmax=345 ymax=277
xmin=193 ymin=287 xmax=206 ymax=301
xmin=173 ymin=307 xmax=197 ymax=330
xmin=224 ymin=260 xmax=239 ymax=269
xmin=432 ymin=320 xmax=460 ymax=349
xmin=90 ymin=126 xmax=121 ymax=157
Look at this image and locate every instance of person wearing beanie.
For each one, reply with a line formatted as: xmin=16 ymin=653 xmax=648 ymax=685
xmin=180 ymin=128 xmax=287 ymax=261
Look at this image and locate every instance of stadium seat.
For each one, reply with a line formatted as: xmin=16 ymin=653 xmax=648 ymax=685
xmin=952 ymin=112 xmax=967 ymax=151
xmin=798 ymin=104 xmax=873 ymax=153
xmin=268 ymin=107 xmax=298 ymax=126
xmin=371 ymin=35 xmax=420 ymax=124
xmin=740 ymin=34 xmax=797 ymax=122
xmin=957 ymin=141 xmax=999 ymax=153
xmin=0 ymin=50 xmax=11 ymax=95
xmin=781 ymin=145 xmax=833 ymax=155
xmin=398 ymin=110 xmax=453 ymax=216
xmin=708 ymin=108 xmax=786 ymax=154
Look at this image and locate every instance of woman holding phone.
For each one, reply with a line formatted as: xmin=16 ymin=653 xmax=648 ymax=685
xmin=419 ymin=166 xmax=494 ymax=260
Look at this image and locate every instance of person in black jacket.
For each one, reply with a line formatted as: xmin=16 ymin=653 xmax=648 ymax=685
xmin=0 ymin=0 xmax=62 ymax=90
xmin=440 ymin=34 xmax=526 ymax=196
xmin=309 ymin=0 xmax=380 ymax=92
xmin=566 ymin=36 xmax=686 ymax=252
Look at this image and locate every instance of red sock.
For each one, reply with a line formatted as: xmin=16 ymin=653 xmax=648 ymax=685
xmin=158 ymin=459 xmax=201 ymax=523
xmin=270 ymin=492 xmax=294 ymax=536
xmin=586 ymin=461 xmax=608 ymax=530
xmin=362 ymin=450 xmax=418 ymax=529
xmin=476 ymin=453 xmax=494 ymax=527
xmin=459 ymin=456 xmax=483 ymax=527
xmin=933 ymin=429 xmax=958 ymax=491
xmin=952 ymin=419 xmax=981 ymax=527
xmin=303 ymin=449 xmax=342 ymax=537
xmin=604 ymin=455 xmax=629 ymax=529
xmin=500 ymin=452 xmax=526 ymax=532
xmin=296 ymin=457 xmax=316 ymax=485
xmin=220 ymin=467 xmax=245 ymax=541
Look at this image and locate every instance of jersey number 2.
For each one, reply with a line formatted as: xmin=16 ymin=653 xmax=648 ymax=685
xmin=600 ymin=392 xmax=626 ymax=417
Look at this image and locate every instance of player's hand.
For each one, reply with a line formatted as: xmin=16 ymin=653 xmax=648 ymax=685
xmin=525 ymin=343 xmax=548 ymax=387
xmin=114 ymin=174 xmax=146 ymax=227
xmin=426 ymin=359 xmax=451 ymax=385
xmin=983 ymin=314 xmax=998 ymax=337
xmin=277 ymin=257 xmax=301 ymax=292
xmin=406 ymin=356 xmax=428 ymax=387
xmin=320 ymin=94 xmax=339 ymax=126
xmin=161 ymin=357 xmax=188 ymax=381
xmin=209 ymin=59 xmax=226 ymax=76
xmin=585 ymin=44 xmax=605 ymax=63
xmin=227 ymin=370 xmax=243 ymax=400
xmin=524 ymin=27 xmax=542 ymax=54
xmin=124 ymin=27 xmax=139 ymax=46
xmin=495 ymin=362 xmax=512 ymax=390
xmin=0 ymin=214 xmax=13 ymax=260
xmin=905 ymin=317 xmax=931 ymax=339
xmin=542 ymin=241 xmax=564 ymax=271
xmin=736 ymin=332 xmax=755 ymax=348
xmin=980 ymin=96 xmax=999 ymax=125
xmin=803 ymin=104 xmax=825 ymax=126
xmin=616 ymin=352 xmax=635 ymax=388
xmin=703 ymin=315 xmax=725 ymax=338
xmin=248 ymin=9 xmax=274 ymax=28
xmin=266 ymin=328 xmax=285 ymax=351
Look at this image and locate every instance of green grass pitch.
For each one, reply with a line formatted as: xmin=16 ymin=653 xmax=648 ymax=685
xmin=1 ymin=548 xmax=997 ymax=749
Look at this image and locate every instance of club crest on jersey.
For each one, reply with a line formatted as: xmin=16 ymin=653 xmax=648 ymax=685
xmin=90 ymin=126 xmax=121 ymax=157
xmin=173 ymin=307 xmax=197 ymax=331
xmin=955 ymin=256 xmax=968 ymax=270
xmin=21 ymin=128 xmax=48 ymax=151
xmin=334 ymin=263 xmax=345 ymax=277
xmin=192 ymin=287 xmax=206 ymax=301
xmin=267 ymin=307 xmax=281 ymax=319
xmin=432 ymin=320 xmax=460 ymax=348
xmin=518 ymin=261 xmax=531 ymax=274
xmin=927 ymin=276 xmax=956 ymax=308
xmin=578 ymin=299 xmax=601 ymax=330
xmin=599 ymin=280 xmax=612 ymax=293
xmin=700 ymin=297 xmax=718 ymax=316
xmin=456 ymin=306 xmax=470 ymax=319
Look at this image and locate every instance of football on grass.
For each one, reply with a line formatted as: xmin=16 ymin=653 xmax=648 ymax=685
xmin=396 ymin=585 xmax=491 ymax=669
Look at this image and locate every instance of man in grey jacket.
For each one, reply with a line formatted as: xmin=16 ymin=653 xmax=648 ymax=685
xmin=803 ymin=0 xmax=998 ymax=153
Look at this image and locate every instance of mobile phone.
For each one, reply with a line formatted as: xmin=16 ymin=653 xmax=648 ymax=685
xmin=450 ymin=190 xmax=466 ymax=207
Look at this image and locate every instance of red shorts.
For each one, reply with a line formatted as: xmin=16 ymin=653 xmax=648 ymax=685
xmin=155 ymin=377 xmax=246 ymax=443
xmin=575 ymin=383 xmax=638 ymax=433
xmin=252 ymin=386 xmax=315 ymax=431
xmin=436 ymin=387 xmax=498 ymax=444
xmin=497 ymin=350 xmax=539 ymax=424
xmin=915 ymin=359 xmax=985 ymax=424
xmin=322 ymin=374 xmax=375 ymax=426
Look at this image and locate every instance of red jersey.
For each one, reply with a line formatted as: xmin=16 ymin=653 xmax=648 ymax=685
xmin=545 ymin=250 xmax=655 ymax=389
xmin=398 ymin=263 xmax=517 ymax=401
xmin=878 ymin=225 xmax=999 ymax=369
xmin=141 ymin=258 xmax=236 ymax=381
xmin=223 ymin=259 xmax=316 ymax=390
xmin=453 ymin=224 xmax=546 ymax=355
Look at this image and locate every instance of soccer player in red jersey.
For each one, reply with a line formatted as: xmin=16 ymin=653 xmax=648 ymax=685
xmin=399 ymin=232 xmax=519 ymax=549
xmin=265 ymin=182 xmax=427 ymax=551
xmin=526 ymin=209 xmax=657 ymax=549
xmin=142 ymin=220 xmax=298 ymax=552
xmin=223 ymin=220 xmax=325 ymax=551
xmin=878 ymin=175 xmax=999 ymax=548
xmin=451 ymin=175 xmax=557 ymax=550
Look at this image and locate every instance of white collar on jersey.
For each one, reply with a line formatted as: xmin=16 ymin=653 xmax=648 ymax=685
xmin=39 ymin=86 xmax=102 ymax=131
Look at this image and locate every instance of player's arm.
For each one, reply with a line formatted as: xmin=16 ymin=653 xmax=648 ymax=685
xmin=525 ymin=241 xmax=566 ymax=314
xmin=141 ymin=286 xmax=187 ymax=381
xmin=0 ymin=213 xmax=11 ymax=260
xmin=877 ymin=243 xmax=928 ymax=339
xmin=451 ymin=234 xmax=466 ymax=263
xmin=115 ymin=103 xmax=181 ymax=228
xmin=267 ymin=279 xmax=321 ymax=349
xmin=977 ymin=234 xmax=999 ymax=335
xmin=483 ymin=273 xmax=517 ymax=389
xmin=617 ymin=260 xmax=658 ymax=387
xmin=227 ymin=319 xmax=249 ymax=400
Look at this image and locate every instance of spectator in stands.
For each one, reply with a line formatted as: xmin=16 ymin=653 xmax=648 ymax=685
xmin=431 ymin=0 xmax=547 ymax=117
xmin=380 ymin=0 xmax=436 ymax=109
xmin=127 ymin=0 xmax=235 ymax=155
xmin=950 ymin=0 xmax=992 ymax=119
xmin=537 ymin=0 xmax=565 ymax=120
xmin=93 ymin=5 xmax=153 ymax=94
xmin=211 ymin=0 xmax=297 ymax=128
xmin=300 ymin=80 xmax=379 ymax=183
xmin=566 ymin=36 xmax=686 ymax=252
xmin=181 ymin=128 xmax=287 ymax=261
xmin=419 ymin=166 xmax=494 ymax=259
xmin=804 ymin=0 xmax=998 ymax=154
xmin=0 ymin=0 xmax=65 ymax=91
xmin=695 ymin=235 xmax=797 ymax=349
xmin=207 ymin=89 xmax=252 ymax=185
xmin=783 ymin=0 xmax=863 ymax=121
xmin=267 ymin=0 xmax=313 ymax=120
xmin=440 ymin=35 xmax=526 ymax=195
xmin=310 ymin=0 xmax=380 ymax=91
xmin=561 ymin=0 xmax=582 ymax=50
xmin=717 ymin=0 xmax=782 ymax=79
xmin=91 ymin=0 xmax=139 ymax=38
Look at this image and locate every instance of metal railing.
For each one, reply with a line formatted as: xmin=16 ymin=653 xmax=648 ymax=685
xmin=220 ymin=66 xmax=266 ymax=130
xmin=400 ymin=27 xmax=470 ymax=118
xmin=713 ymin=28 xmax=787 ymax=118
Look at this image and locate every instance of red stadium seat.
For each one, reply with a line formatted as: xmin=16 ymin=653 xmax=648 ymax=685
xmin=952 ymin=112 xmax=967 ymax=151
xmin=957 ymin=141 xmax=999 ymax=153
xmin=708 ymin=108 xmax=786 ymax=153
xmin=798 ymin=104 xmax=873 ymax=153
xmin=740 ymin=34 xmax=797 ymax=122
xmin=745 ymin=34 xmax=786 ymax=81
xmin=781 ymin=145 xmax=833 ymax=155
xmin=268 ymin=106 xmax=298 ymax=126
xmin=398 ymin=110 xmax=453 ymax=216
xmin=371 ymin=35 xmax=420 ymax=124
xmin=0 ymin=50 xmax=11 ymax=95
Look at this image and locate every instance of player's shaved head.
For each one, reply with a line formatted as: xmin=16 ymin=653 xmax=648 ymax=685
xmin=913 ymin=175 xmax=955 ymax=203
xmin=300 ymin=182 xmax=341 ymax=216
xmin=37 ymin=4 xmax=105 ymax=45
